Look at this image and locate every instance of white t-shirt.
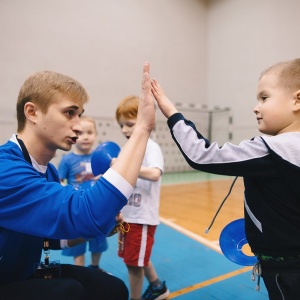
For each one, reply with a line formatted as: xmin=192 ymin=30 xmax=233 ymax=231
xmin=121 ymin=138 xmax=164 ymax=225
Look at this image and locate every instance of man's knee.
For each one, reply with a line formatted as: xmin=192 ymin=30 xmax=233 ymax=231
xmin=0 ymin=278 xmax=85 ymax=300
xmin=114 ymin=277 xmax=129 ymax=299
xmin=53 ymin=278 xmax=85 ymax=299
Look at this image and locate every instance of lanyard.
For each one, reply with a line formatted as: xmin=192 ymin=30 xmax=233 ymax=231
xmin=16 ymin=137 xmax=32 ymax=165
xmin=17 ymin=136 xmax=50 ymax=265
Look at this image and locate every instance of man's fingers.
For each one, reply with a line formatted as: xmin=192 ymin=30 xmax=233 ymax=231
xmin=142 ymin=62 xmax=150 ymax=91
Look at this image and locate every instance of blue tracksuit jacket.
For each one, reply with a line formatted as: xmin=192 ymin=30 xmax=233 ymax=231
xmin=0 ymin=140 xmax=129 ymax=286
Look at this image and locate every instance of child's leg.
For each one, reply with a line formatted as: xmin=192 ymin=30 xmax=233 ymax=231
xmin=74 ymin=254 xmax=85 ymax=266
xmin=89 ymin=238 xmax=108 ymax=268
xmin=120 ymin=224 xmax=157 ymax=299
xmin=62 ymin=243 xmax=86 ymax=266
xmin=261 ymin=258 xmax=300 ymax=300
xmin=127 ymin=265 xmax=144 ymax=300
xmin=144 ymin=261 xmax=159 ymax=284
xmin=91 ymin=252 xmax=101 ymax=266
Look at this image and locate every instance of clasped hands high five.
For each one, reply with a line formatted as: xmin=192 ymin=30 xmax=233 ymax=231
xmin=139 ymin=62 xmax=178 ymax=129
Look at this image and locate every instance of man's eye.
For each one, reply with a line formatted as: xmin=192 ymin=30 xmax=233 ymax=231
xmin=66 ymin=111 xmax=74 ymax=117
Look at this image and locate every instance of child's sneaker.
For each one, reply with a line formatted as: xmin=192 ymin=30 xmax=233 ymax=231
xmin=142 ymin=281 xmax=170 ymax=300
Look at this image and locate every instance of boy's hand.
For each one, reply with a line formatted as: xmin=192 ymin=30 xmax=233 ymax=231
xmin=115 ymin=212 xmax=124 ymax=224
xmin=110 ymin=158 xmax=117 ymax=166
xmin=108 ymin=213 xmax=125 ymax=237
xmin=151 ymin=79 xmax=178 ymax=119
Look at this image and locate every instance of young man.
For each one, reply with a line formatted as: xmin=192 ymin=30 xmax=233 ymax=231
xmin=0 ymin=63 xmax=154 ymax=299
xmin=152 ymin=58 xmax=300 ymax=300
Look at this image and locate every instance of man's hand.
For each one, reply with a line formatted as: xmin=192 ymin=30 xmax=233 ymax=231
xmin=135 ymin=63 xmax=155 ymax=134
xmin=109 ymin=62 xmax=155 ymax=187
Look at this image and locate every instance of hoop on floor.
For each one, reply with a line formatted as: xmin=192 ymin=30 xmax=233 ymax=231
xmin=219 ymin=218 xmax=258 ymax=266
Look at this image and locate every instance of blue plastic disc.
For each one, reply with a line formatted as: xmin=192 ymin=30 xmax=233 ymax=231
xmin=219 ymin=218 xmax=258 ymax=266
xmin=91 ymin=141 xmax=120 ymax=176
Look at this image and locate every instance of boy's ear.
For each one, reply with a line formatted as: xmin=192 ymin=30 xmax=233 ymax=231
xmin=297 ymin=90 xmax=300 ymax=101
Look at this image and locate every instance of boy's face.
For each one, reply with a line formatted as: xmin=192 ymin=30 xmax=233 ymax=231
xmin=254 ymin=72 xmax=296 ymax=135
xmin=75 ymin=120 xmax=97 ymax=154
xmin=118 ymin=117 xmax=136 ymax=139
xmin=36 ymin=96 xmax=84 ymax=152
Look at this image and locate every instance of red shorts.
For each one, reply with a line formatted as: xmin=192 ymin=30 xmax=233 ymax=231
xmin=118 ymin=223 xmax=157 ymax=267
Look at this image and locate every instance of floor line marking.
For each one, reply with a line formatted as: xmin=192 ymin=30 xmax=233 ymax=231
xmin=168 ymin=266 xmax=252 ymax=299
xmin=160 ymin=217 xmax=222 ymax=253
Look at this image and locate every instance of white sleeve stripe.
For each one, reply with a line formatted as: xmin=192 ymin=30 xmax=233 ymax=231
xmin=173 ymin=120 xmax=269 ymax=164
xmin=244 ymin=197 xmax=262 ymax=232
xmin=102 ymin=168 xmax=134 ymax=199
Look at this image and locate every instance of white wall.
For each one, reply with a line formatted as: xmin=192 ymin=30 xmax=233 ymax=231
xmin=1 ymin=0 xmax=300 ymax=169
xmin=0 ymin=0 xmax=207 ymax=143
xmin=206 ymin=0 xmax=300 ymax=142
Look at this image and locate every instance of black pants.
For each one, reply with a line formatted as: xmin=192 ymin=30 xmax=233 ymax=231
xmin=0 ymin=264 xmax=129 ymax=300
xmin=261 ymin=258 xmax=300 ymax=300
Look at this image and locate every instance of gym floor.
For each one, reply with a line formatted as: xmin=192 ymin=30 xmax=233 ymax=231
xmin=51 ymin=171 xmax=269 ymax=299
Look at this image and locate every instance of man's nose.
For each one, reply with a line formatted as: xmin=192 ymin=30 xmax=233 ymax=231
xmin=73 ymin=118 xmax=83 ymax=135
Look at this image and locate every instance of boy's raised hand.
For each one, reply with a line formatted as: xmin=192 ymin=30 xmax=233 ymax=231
xmin=151 ymin=79 xmax=178 ymax=119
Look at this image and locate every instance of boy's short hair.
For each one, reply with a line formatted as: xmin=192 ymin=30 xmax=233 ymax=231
xmin=115 ymin=95 xmax=139 ymax=122
xmin=80 ymin=115 xmax=97 ymax=133
xmin=17 ymin=71 xmax=89 ymax=132
xmin=260 ymin=58 xmax=300 ymax=91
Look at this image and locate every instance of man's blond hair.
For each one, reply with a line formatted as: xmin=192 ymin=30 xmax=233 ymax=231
xmin=17 ymin=71 xmax=89 ymax=132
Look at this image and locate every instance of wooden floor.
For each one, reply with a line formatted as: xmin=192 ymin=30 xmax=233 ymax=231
xmin=159 ymin=176 xmax=245 ymax=244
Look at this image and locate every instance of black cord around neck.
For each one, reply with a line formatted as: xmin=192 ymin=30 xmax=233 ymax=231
xmin=205 ymin=176 xmax=239 ymax=234
xmin=16 ymin=136 xmax=32 ymax=165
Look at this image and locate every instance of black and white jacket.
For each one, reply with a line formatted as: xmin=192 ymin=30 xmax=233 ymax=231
xmin=168 ymin=113 xmax=300 ymax=256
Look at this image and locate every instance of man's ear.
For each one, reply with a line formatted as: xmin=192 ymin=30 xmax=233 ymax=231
xmin=24 ymin=102 xmax=38 ymax=124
